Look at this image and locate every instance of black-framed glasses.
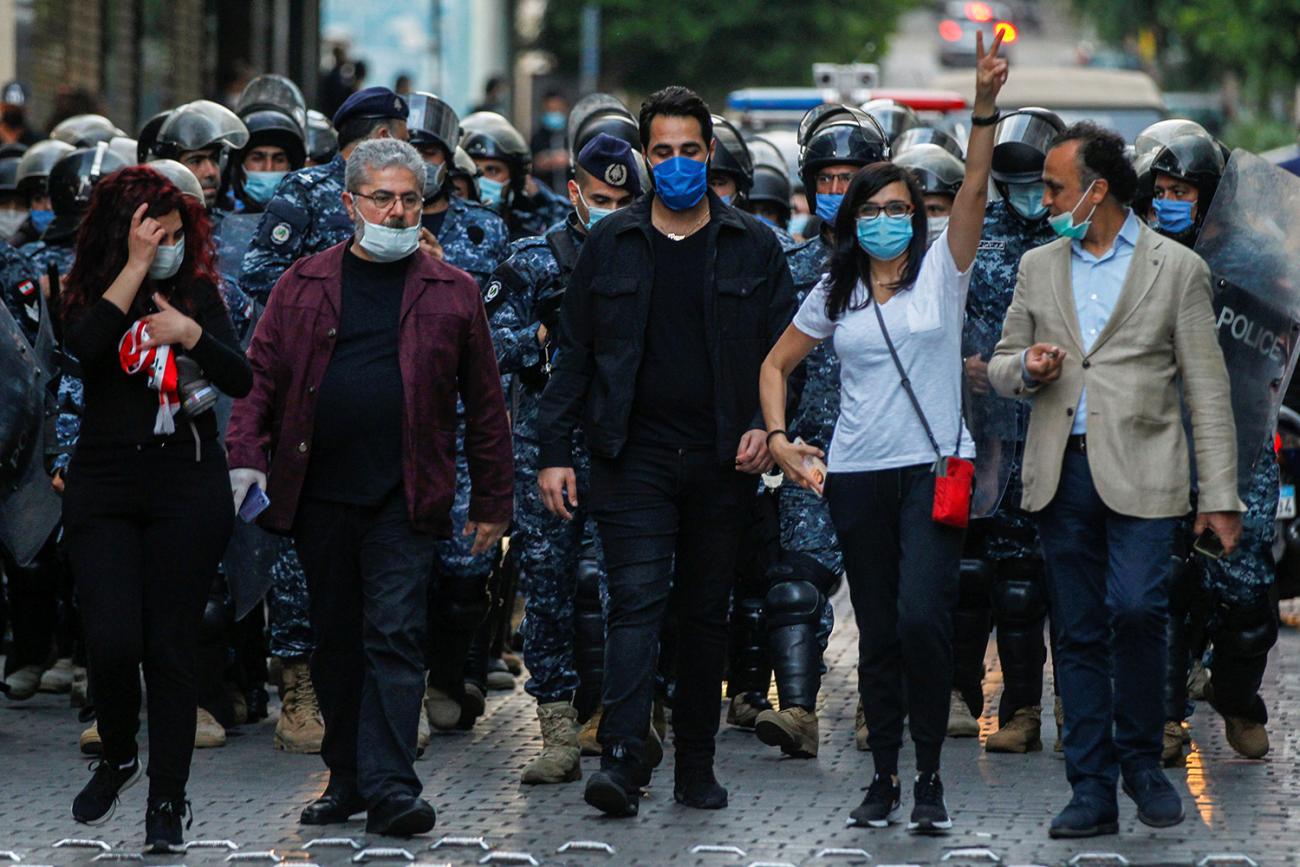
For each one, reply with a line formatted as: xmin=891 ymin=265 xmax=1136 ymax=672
xmin=353 ymin=190 xmax=423 ymax=211
xmin=815 ymin=171 xmax=858 ymax=188
xmin=856 ymin=201 xmax=914 ymax=219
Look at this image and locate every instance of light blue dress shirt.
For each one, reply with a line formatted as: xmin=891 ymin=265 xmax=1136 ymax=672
xmin=1068 ymin=210 xmax=1141 ymax=434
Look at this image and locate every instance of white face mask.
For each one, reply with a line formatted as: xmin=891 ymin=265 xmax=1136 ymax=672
xmin=0 ymin=209 xmax=27 ymax=241
xmin=926 ymin=216 xmax=950 ymax=249
xmin=357 ymin=218 xmax=420 ymax=262
xmin=149 ymin=238 xmax=185 ymax=280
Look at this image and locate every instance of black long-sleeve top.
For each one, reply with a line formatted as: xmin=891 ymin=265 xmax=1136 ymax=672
xmin=65 ymin=280 xmax=253 ymax=449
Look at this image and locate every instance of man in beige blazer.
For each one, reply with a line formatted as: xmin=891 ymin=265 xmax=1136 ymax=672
xmin=988 ymin=122 xmax=1243 ymax=840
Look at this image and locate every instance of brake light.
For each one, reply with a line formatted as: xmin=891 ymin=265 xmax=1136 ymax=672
xmin=939 ymin=19 xmax=963 ymax=42
xmin=994 ymin=21 xmax=1019 ymax=43
xmin=965 ymin=2 xmax=993 ymax=22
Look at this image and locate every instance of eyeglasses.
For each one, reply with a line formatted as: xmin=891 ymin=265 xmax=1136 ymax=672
xmin=815 ymin=171 xmax=858 ymax=188
xmin=856 ymin=201 xmax=914 ymax=219
xmin=353 ymin=190 xmax=423 ymax=211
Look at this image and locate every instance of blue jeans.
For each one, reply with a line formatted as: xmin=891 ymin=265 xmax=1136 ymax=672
xmin=1035 ymin=450 xmax=1176 ymax=804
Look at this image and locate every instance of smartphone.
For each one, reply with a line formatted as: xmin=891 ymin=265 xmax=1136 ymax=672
xmin=238 ymin=482 xmax=271 ymax=524
xmin=1192 ymin=527 xmax=1225 ymax=560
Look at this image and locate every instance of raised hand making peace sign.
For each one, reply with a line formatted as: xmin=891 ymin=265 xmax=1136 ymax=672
xmin=974 ymin=29 xmax=1010 ymax=114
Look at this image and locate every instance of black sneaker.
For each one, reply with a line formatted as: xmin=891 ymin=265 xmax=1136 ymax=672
xmin=72 ymin=757 xmax=142 ymax=825
xmin=849 ymin=773 xmax=902 ymax=828
xmin=907 ymin=772 xmax=952 ymax=834
xmin=144 ymin=797 xmax=192 ymax=853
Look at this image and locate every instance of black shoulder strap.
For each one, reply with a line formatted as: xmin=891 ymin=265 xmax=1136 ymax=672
xmin=545 ymin=227 xmax=580 ymax=283
xmin=872 ymin=298 xmax=955 ymax=459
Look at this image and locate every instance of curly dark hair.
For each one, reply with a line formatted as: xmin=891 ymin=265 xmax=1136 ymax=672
xmin=638 ymin=86 xmax=712 ymax=149
xmin=63 ymin=165 xmax=218 ymax=320
xmin=1049 ymin=121 xmax=1138 ymax=205
xmin=824 ymin=161 xmax=929 ymax=321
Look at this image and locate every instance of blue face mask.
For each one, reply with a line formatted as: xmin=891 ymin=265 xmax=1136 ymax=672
xmin=815 ymin=193 xmax=844 ymax=224
xmin=788 ymin=213 xmax=811 ymax=237
xmin=29 ymin=208 xmax=54 ymax=232
xmin=542 ymin=111 xmax=566 ymax=132
xmin=753 ymin=213 xmax=778 ymax=229
xmin=856 ymin=213 xmax=914 ymax=260
xmin=1153 ymin=197 xmax=1195 ymax=234
xmin=1048 ymin=181 xmax=1098 ymax=241
xmin=1006 ymin=183 xmax=1048 ymax=221
xmin=243 ymin=171 xmax=286 ymax=206
xmin=652 ymin=156 xmax=708 ymax=211
xmin=478 ymin=176 xmax=506 ymax=206
xmin=719 ymin=194 xmax=732 ymax=207
xmin=577 ymin=187 xmax=616 ymax=230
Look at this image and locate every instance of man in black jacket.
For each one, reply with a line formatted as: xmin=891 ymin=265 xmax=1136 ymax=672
xmin=537 ymin=86 xmax=795 ymax=817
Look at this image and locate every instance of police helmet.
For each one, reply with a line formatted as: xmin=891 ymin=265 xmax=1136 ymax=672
xmin=893 ymin=127 xmax=964 ymax=161
xmin=145 ymin=158 xmax=207 ymax=204
xmin=1132 ymin=151 xmax=1158 ymax=217
xmin=406 ymin=92 xmax=460 ymax=158
xmin=860 ymin=99 xmax=920 ymax=146
xmin=1151 ymin=131 xmax=1225 ymax=207
xmin=15 ymin=139 xmax=75 ymax=197
xmin=460 ymin=111 xmax=531 ymax=192
xmin=48 ymin=142 xmax=129 ymax=223
xmin=568 ymin=93 xmax=641 ymax=159
xmin=894 ymin=144 xmax=964 ymax=198
xmin=1133 ymin=118 xmax=1211 ymax=161
xmin=746 ymin=135 xmax=793 ymax=212
xmin=305 ymin=110 xmax=339 ymax=165
xmin=239 ymin=110 xmax=307 ymax=169
xmin=107 ymin=135 xmax=138 ymax=167
xmin=150 ymin=100 xmax=250 ymax=164
xmin=710 ymin=115 xmax=753 ymax=196
xmin=449 ymin=145 xmax=482 ymax=201
xmin=0 ymin=155 xmax=20 ymax=194
xmin=50 ymin=114 xmax=125 ymax=148
xmin=236 ymin=74 xmax=308 ymax=139
xmin=991 ymin=107 xmax=1065 ymax=186
xmin=136 ymin=111 xmax=172 ymax=164
xmin=797 ymin=105 xmax=889 ymax=211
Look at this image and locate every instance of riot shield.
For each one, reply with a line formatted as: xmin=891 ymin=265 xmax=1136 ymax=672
xmin=1195 ymin=149 xmax=1300 ymax=498
xmin=217 ymin=213 xmax=263 ymax=345
xmin=0 ymin=291 xmax=61 ymax=566
xmin=966 ymin=372 xmax=1025 ymax=519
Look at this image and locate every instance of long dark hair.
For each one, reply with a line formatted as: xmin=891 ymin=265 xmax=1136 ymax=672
xmin=63 ymin=166 xmax=218 ymax=319
xmin=824 ymin=161 xmax=928 ymax=321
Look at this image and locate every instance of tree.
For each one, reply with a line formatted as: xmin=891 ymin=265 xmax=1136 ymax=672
xmin=537 ymin=0 xmax=922 ymax=106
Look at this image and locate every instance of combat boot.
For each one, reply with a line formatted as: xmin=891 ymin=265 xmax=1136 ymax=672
xmin=1223 ymin=716 xmax=1269 ymax=759
xmin=275 ymin=662 xmax=324 ymax=753
xmin=424 ymin=684 xmax=461 ymax=731
xmin=195 ymin=707 xmax=227 ymax=748
xmin=521 ymin=702 xmax=581 ymax=784
xmin=725 ymin=692 xmax=769 ymax=730
xmin=854 ymin=697 xmax=870 ymax=752
xmin=985 ymin=705 xmax=1042 ymax=753
xmin=754 ymin=706 xmax=819 ymax=758
xmin=1053 ymin=696 xmax=1065 ymax=752
xmin=578 ymin=706 xmax=602 ymax=756
xmin=1162 ymin=721 xmax=1186 ymax=766
xmin=947 ymin=689 xmax=980 ymax=737
xmin=40 ymin=658 xmax=76 ymax=693
xmin=80 ymin=721 xmax=102 ymax=756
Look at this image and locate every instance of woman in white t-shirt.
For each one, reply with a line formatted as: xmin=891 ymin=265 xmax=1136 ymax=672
xmin=758 ymin=33 xmax=1009 ymax=835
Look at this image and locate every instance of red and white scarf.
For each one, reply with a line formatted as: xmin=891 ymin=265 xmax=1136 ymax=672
xmin=118 ymin=319 xmax=179 ymax=435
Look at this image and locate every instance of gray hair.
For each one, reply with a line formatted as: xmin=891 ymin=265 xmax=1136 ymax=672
xmin=344 ymin=138 xmax=426 ymax=194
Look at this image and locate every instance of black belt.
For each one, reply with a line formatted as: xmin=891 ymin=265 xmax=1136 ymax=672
xmin=1066 ymin=434 xmax=1087 ymax=454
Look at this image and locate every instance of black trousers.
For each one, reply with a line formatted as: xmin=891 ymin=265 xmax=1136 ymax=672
xmin=590 ymin=443 xmax=755 ymax=766
xmin=826 ymin=465 xmax=963 ymax=776
xmin=293 ymin=490 xmax=435 ymax=804
xmin=62 ymin=440 xmax=233 ymax=799
xmin=1 ymin=535 xmax=60 ymax=674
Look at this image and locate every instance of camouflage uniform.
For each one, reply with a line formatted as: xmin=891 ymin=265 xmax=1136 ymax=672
xmin=957 ymin=200 xmax=1058 ymax=722
xmin=501 ymin=179 xmax=573 ymax=242
xmin=20 ymin=240 xmax=80 ymax=474
xmin=1 ymin=243 xmax=42 ymax=346
xmin=781 ymin=235 xmax=838 ymax=645
xmin=236 ymin=156 xmax=352 ymax=660
xmin=485 ymin=216 xmax=607 ymax=703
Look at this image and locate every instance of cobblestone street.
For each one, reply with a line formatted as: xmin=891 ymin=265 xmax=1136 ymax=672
xmin=3 ymin=590 xmax=1298 ymax=866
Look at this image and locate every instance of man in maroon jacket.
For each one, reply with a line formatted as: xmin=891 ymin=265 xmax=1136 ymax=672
xmin=226 ymin=138 xmax=513 ymax=837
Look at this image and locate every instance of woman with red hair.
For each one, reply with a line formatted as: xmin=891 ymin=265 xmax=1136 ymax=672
xmin=59 ymin=166 xmax=252 ymax=851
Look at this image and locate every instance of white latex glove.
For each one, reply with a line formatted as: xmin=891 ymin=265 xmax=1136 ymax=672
xmin=230 ymin=468 xmax=267 ymax=515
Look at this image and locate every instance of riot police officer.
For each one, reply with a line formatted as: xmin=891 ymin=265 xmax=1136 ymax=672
xmin=488 ymin=132 xmax=640 ymax=784
xmin=449 ymin=146 xmax=482 ymax=201
xmin=402 ymin=91 xmax=513 ymax=739
xmin=230 ymin=75 xmax=308 ymax=214
xmin=894 ymin=143 xmax=965 ymax=248
xmin=958 ymin=107 xmax=1063 ymax=750
xmin=49 ymin=114 xmax=125 ymax=148
xmin=233 ymin=86 xmax=409 ymax=755
xmin=304 ymin=110 xmax=339 ymax=167
xmin=860 ymin=98 xmax=920 ymax=148
xmin=10 ymin=139 xmax=74 ymax=247
xmin=709 ymin=115 xmax=795 ymax=249
xmin=744 ymin=135 xmax=795 ymax=233
xmin=145 ymin=101 xmax=250 ymax=213
xmin=743 ymin=106 xmax=887 ymax=759
xmin=1148 ymin=130 xmax=1276 ymax=763
xmin=461 ymin=111 xmax=571 ymax=240
xmin=0 ymin=148 xmax=27 ymax=243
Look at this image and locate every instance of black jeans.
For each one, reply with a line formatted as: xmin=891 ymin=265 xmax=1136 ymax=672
xmin=590 ymin=443 xmax=755 ymax=766
xmin=293 ymin=490 xmax=436 ymax=805
xmin=62 ymin=440 xmax=234 ymax=799
xmin=827 ymin=464 xmax=963 ymax=776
